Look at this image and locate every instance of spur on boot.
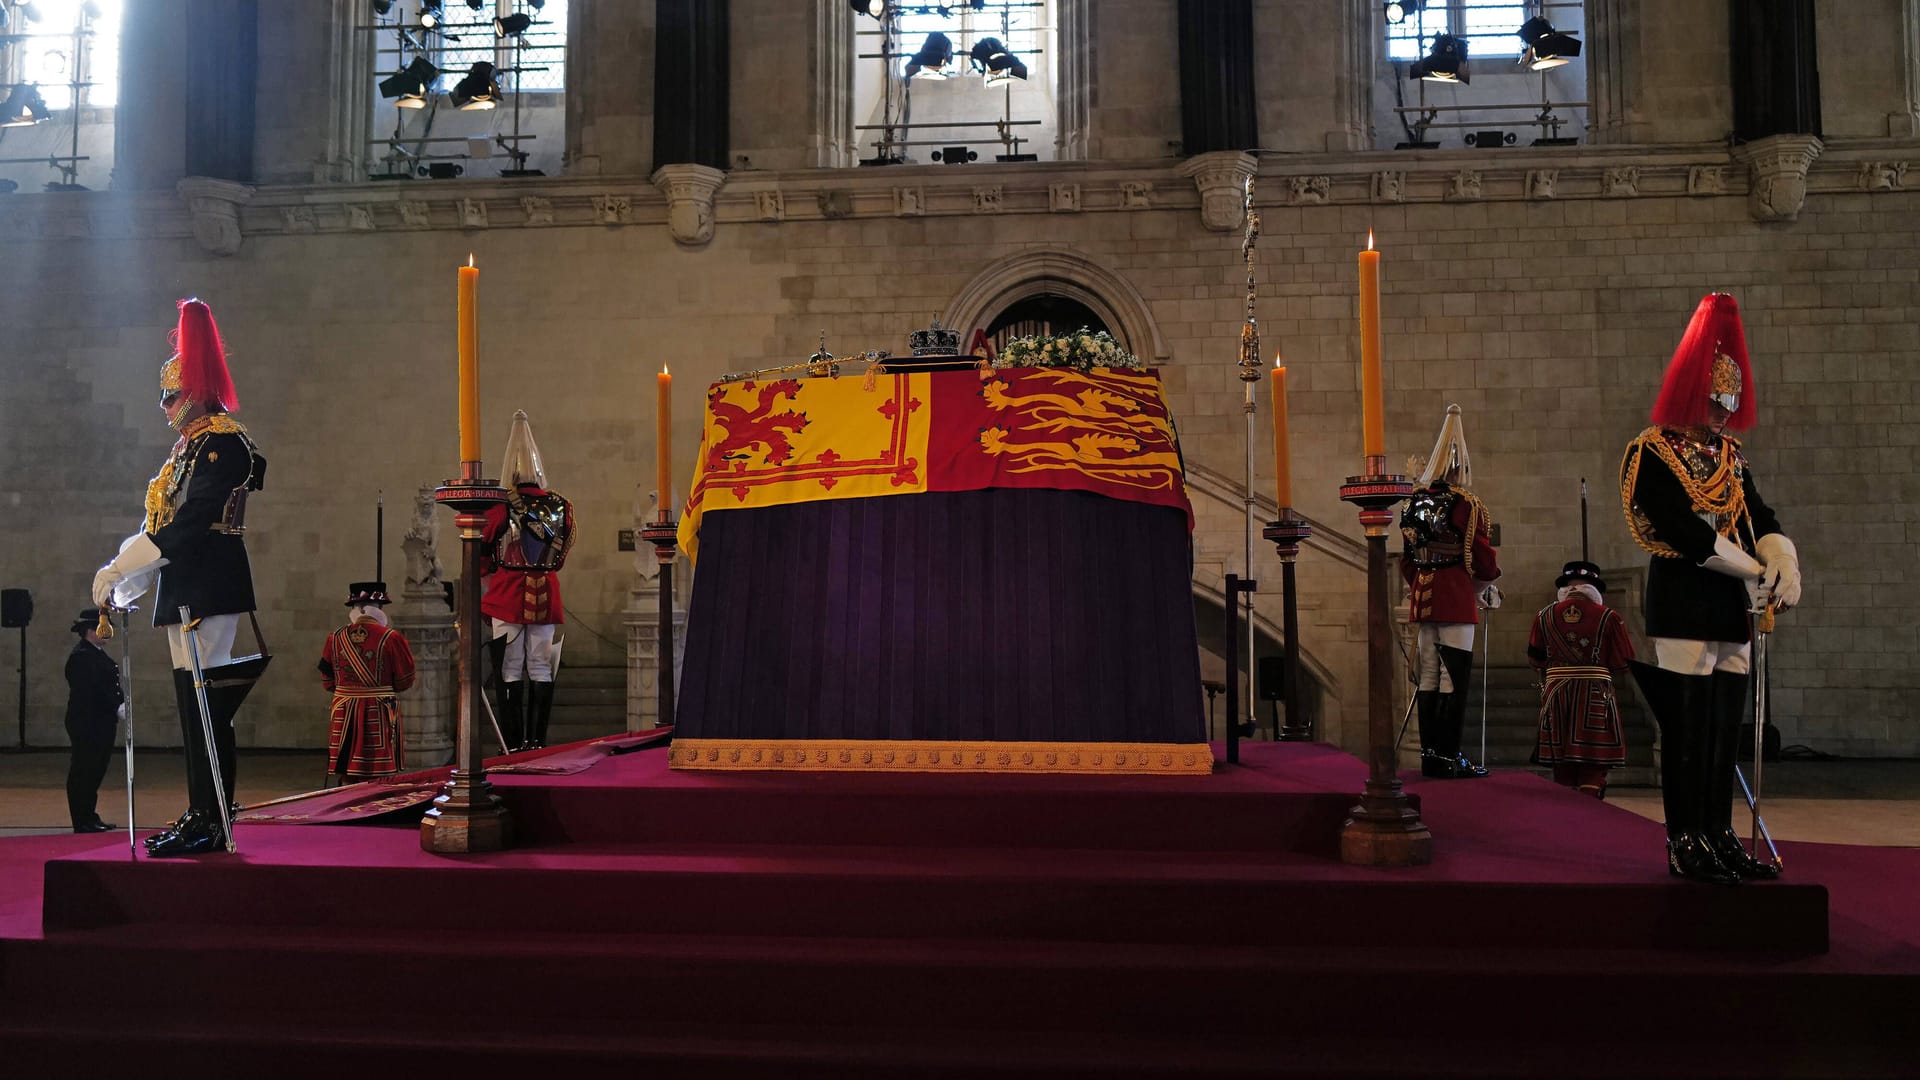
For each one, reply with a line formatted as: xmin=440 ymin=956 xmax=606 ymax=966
xmin=1666 ymin=833 xmax=1740 ymax=886
xmin=1706 ymin=827 xmax=1781 ymax=880
xmin=1420 ymin=749 xmax=1481 ymax=779
xmin=146 ymin=810 xmax=225 ymax=858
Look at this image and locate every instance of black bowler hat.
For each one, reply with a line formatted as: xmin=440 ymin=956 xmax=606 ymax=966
xmin=1555 ymin=561 xmax=1606 ymax=593
xmin=345 ymin=582 xmax=392 ymax=606
xmin=71 ymin=608 xmax=101 ymax=634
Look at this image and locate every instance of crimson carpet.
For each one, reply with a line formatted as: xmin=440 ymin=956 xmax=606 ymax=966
xmin=1 ymin=741 xmax=1914 ymax=1077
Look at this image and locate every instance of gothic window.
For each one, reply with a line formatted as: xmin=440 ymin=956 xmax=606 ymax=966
xmin=985 ymin=294 xmax=1113 ymax=356
xmin=368 ymin=0 xmax=567 ymax=179
xmin=851 ymin=1 xmax=1060 ymax=165
xmin=1375 ymin=1 xmax=1587 ymax=150
xmin=0 ymin=0 xmax=121 ymax=191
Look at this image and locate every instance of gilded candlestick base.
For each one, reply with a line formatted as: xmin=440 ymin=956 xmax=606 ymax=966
xmin=1339 ymin=475 xmax=1431 ymax=867
xmin=423 ymin=471 xmax=512 ymax=854
xmin=640 ymin=516 xmax=681 ymax=729
xmin=1263 ymin=513 xmax=1315 ymax=742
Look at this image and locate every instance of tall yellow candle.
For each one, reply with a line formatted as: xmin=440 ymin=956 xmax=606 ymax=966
xmin=457 ymin=255 xmax=480 ymax=463
xmin=1270 ymin=357 xmax=1293 ymax=510
xmin=656 ymin=365 xmax=673 ymax=518
xmin=1358 ymin=231 xmax=1385 ymax=462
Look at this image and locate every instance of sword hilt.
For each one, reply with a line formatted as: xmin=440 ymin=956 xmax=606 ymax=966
xmin=1758 ymin=602 xmax=1776 ymax=634
xmin=96 ymin=610 xmax=115 ymax=640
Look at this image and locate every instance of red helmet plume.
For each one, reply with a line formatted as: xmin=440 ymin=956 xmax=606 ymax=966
xmin=1651 ymin=293 xmax=1753 ymax=432
xmin=164 ymin=298 xmax=239 ymax=412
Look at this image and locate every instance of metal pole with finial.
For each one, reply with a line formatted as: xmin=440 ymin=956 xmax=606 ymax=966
xmin=1579 ymin=478 xmax=1589 ymax=563
xmin=376 ymin=490 xmax=384 ymax=582
xmin=1226 ymin=172 xmax=1265 ymax=762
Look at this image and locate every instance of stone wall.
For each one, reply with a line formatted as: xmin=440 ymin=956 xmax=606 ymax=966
xmin=0 ymin=1 xmax=1916 ymax=758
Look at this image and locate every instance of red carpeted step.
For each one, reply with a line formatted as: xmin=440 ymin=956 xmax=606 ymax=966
xmin=38 ymin=829 xmax=1829 ymax=953
xmin=0 ymin=929 xmax=1909 ymax=1077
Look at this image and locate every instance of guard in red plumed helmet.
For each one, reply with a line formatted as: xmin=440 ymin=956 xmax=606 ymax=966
xmin=91 ymin=298 xmax=270 ymax=857
xmin=1620 ymin=293 xmax=1799 ymax=885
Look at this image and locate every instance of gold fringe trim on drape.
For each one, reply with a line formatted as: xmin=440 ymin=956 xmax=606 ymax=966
xmin=669 ymin=738 xmax=1215 ymax=774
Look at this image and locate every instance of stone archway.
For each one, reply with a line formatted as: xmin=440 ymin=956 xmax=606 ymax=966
xmin=941 ymin=244 xmax=1170 ymax=361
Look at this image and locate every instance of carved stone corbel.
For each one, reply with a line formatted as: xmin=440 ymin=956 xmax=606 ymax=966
xmin=651 ymin=163 xmax=727 ymax=246
xmin=1177 ymin=150 xmax=1257 ymax=231
xmin=1731 ymin=134 xmax=1823 ymax=222
xmin=175 ymin=176 xmax=255 ymax=257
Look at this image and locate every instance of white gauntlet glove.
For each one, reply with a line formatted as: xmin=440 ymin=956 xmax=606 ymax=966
xmin=1756 ymin=533 xmax=1802 ymax=611
xmin=92 ymin=534 xmax=163 ymax=608
xmin=1701 ymin=534 xmax=1768 ymax=612
xmin=1477 ymin=583 xmax=1503 ymax=610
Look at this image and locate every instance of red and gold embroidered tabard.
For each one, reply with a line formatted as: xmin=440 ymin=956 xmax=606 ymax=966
xmin=1528 ymin=595 xmax=1634 ymax=766
xmin=678 ymin=367 xmax=1193 ymax=561
xmin=321 ymin=621 xmax=418 ymax=778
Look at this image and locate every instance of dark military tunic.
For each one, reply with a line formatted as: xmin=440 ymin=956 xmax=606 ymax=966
xmin=142 ymin=413 xmax=266 ymax=627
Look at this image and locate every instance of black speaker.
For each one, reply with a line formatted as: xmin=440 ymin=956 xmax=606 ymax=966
xmin=0 ymin=588 xmax=30 ymax=629
xmin=1257 ymin=655 xmax=1285 ymax=701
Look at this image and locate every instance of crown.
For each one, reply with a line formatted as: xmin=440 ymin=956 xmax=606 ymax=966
xmin=909 ymin=319 xmax=961 ymax=357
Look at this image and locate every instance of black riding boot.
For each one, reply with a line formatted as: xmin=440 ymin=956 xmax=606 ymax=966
xmin=1631 ymin=662 xmax=1738 ymax=885
xmin=145 ymin=671 xmax=200 ymax=850
xmin=1416 ymin=690 xmax=1449 ymax=777
xmin=500 ymin=679 xmax=528 ymax=751
xmin=1706 ymin=670 xmax=1781 ymax=879
xmin=1431 ymin=644 xmax=1487 ymax=777
xmin=149 ymin=670 xmax=225 ymax=858
xmin=529 ymin=681 xmax=555 ymax=749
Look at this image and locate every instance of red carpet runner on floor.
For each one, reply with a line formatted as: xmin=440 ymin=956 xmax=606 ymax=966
xmin=1 ymin=740 xmax=1914 ymax=1077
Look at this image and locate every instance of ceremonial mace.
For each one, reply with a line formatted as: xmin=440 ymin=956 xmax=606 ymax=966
xmin=1224 ymin=174 xmax=1263 ymax=763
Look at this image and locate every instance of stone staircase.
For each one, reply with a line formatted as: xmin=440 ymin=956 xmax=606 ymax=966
xmin=1471 ymin=665 xmax=1657 ymax=787
xmin=547 ymin=665 xmax=629 ymax=745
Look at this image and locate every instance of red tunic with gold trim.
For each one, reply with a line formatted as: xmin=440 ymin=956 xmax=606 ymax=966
xmin=1400 ymin=482 xmax=1500 ymax=625
xmin=480 ymin=489 xmax=571 ymax=625
xmin=1528 ymin=594 xmax=1634 ymax=766
xmin=321 ymin=621 xmax=417 ymax=777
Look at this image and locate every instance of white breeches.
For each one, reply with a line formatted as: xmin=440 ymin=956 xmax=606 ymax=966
xmin=166 ymin=614 xmax=239 ymax=672
xmin=1651 ymin=637 xmax=1751 ymax=676
xmin=1415 ymin=622 xmax=1476 ymax=692
xmin=493 ymin=620 xmax=556 ymax=681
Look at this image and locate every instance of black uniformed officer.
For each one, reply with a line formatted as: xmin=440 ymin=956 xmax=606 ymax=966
xmin=64 ymin=608 xmax=121 ymax=833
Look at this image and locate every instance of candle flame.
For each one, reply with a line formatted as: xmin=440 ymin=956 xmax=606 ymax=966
xmin=467 ymin=253 xmax=474 ymax=267
xmin=663 ymin=364 xmax=670 ymax=375
xmin=1274 ymin=352 xmax=1284 ymax=370
xmin=1366 ymin=229 xmax=1375 ymax=251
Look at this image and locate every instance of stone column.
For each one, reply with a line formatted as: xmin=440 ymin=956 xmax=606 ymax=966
xmin=565 ymin=0 xmax=656 ymax=176
xmin=391 ymin=485 xmax=455 ymax=767
xmin=626 ymin=486 xmax=686 ymax=731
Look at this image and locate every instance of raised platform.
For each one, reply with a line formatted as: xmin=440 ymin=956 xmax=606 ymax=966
xmin=2 ymin=741 xmax=1912 ymax=1076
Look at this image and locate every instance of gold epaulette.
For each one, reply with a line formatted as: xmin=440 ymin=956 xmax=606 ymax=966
xmin=1619 ymin=426 xmax=1747 ymax=559
xmin=181 ymin=413 xmax=247 ymax=440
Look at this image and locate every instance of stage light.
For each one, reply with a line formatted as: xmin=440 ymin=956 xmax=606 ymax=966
xmin=495 ymin=13 xmax=531 ymax=36
xmin=371 ymin=0 xmax=394 ymax=15
xmin=905 ymin=32 xmax=953 ymax=80
xmin=528 ymin=0 xmax=545 ymax=9
xmin=849 ymin=0 xmax=884 ymax=16
xmin=1385 ymin=0 xmax=1425 ymax=24
xmin=0 ymin=84 xmax=51 ymax=127
xmin=450 ymin=61 xmax=500 ymax=110
xmin=419 ymin=0 xmax=443 ymax=28
xmin=969 ymin=36 xmax=1027 ymax=84
xmin=464 ymin=0 xmax=485 ymax=8
xmin=378 ymin=56 xmax=438 ymax=108
xmin=82 ymin=0 xmax=102 ymax=18
xmin=19 ymin=2 xmax=43 ymax=23
xmin=1409 ymin=34 xmax=1468 ymax=83
xmin=1517 ymin=16 xmax=1581 ymax=70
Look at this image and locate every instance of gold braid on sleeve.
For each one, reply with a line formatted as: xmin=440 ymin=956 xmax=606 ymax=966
xmin=1451 ymin=486 xmax=1490 ymax=579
